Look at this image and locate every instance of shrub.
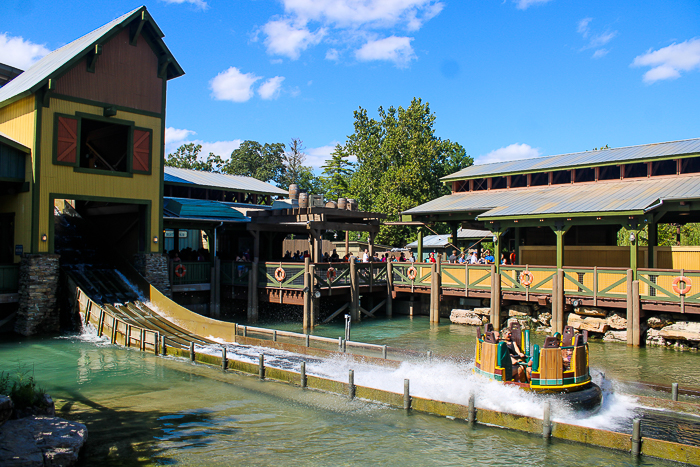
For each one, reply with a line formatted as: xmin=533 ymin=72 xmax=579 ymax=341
xmin=0 ymin=365 xmax=47 ymax=411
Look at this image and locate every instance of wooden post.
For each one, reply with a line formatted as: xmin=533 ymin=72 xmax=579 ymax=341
xmin=551 ymin=274 xmax=559 ymax=335
xmin=632 ymin=280 xmax=641 ymax=346
xmin=247 ymin=261 xmax=254 ymax=321
xmin=555 ymin=269 xmax=564 ymax=334
xmin=210 ymin=262 xmax=217 ymax=318
xmin=430 ymin=263 xmax=439 ymax=323
xmin=630 ymin=227 xmax=639 ymax=280
xmin=350 ymin=257 xmax=360 ymax=322
xmin=345 ymin=230 xmax=350 ymax=257
xmin=386 ymin=261 xmax=393 ymax=318
xmin=490 ymin=265 xmax=499 ymax=330
xmin=250 ymin=260 xmax=259 ymax=322
xmin=626 ymin=270 xmax=634 ymax=346
xmin=555 ymin=229 xmax=565 ymax=270
xmin=514 ymin=227 xmax=521 ymax=265
xmin=417 ymin=227 xmax=424 ymax=262
xmin=309 ymin=263 xmax=318 ymax=326
xmin=303 ymin=258 xmax=311 ymax=331
xmin=252 ymin=229 xmax=260 ymax=263
xmin=368 ymin=231 xmax=376 ymax=259
xmin=648 ymin=222 xmax=657 ymax=268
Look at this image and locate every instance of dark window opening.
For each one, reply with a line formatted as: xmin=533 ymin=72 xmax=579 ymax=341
xmin=651 ymin=159 xmax=677 ymax=176
xmin=680 ymin=157 xmax=700 ymax=174
xmin=575 ymin=167 xmax=595 ymax=183
xmin=599 ymin=165 xmax=620 ymax=180
xmin=530 ymin=172 xmax=548 ymax=186
xmin=80 ymin=118 xmax=130 ymax=172
xmin=551 ymin=170 xmax=571 ymax=185
xmin=624 ymin=162 xmax=648 ymax=179
xmin=491 ymin=176 xmax=507 ymax=190
xmin=510 ymin=174 xmax=527 ymax=188
xmin=473 ymin=178 xmax=487 ymax=191
xmin=453 ymin=180 xmax=468 ymax=193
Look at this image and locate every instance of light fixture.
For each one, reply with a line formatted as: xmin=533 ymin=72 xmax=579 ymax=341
xmin=314 ymin=289 xmax=321 ymax=299
xmin=41 ymin=234 xmax=47 ymax=242
xmin=153 ymin=236 xmax=159 ymax=243
xmin=629 ymin=232 xmax=636 ymax=243
xmin=492 ymin=235 xmax=497 ymax=243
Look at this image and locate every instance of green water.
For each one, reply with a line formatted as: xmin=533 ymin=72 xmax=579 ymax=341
xmin=0 ymin=315 xmax=696 ymax=466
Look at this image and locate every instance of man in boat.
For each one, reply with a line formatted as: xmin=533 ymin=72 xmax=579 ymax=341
xmin=502 ymin=330 xmax=528 ymax=382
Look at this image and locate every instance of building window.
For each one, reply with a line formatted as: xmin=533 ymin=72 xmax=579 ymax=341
xmin=551 ymin=170 xmax=571 ymax=185
xmin=530 ymin=172 xmax=548 ymax=186
xmin=473 ymin=178 xmax=487 ymax=191
xmin=491 ymin=176 xmax=507 ymax=190
xmin=574 ymin=167 xmax=595 ymax=183
xmin=80 ymin=118 xmax=130 ymax=172
xmin=651 ymin=159 xmax=676 ymax=176
xmin=598 ymin=165 xmax=620 ymax=180
xmin=680 ymin=157 xmax=700 ymax=174
xmin=510 ymin=174 xmax=527 ymax=188
xmin=623 ymin=162 xmax=648 ymax=178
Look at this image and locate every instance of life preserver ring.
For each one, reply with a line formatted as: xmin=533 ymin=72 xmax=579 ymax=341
xmin=174 ymin=264 xmax=187 ymax=278
xmin=672 ymin=275 xmax=692 ymax=295
xmin=327 ymin=267 xmax=337 ymax=281
xmin=407 ymin=266 xmax=418 ymax=281
xmin=520 ymin=271 xmax=534 ymax=287
xmin=274 ymin=267 xmax=286 ymax=282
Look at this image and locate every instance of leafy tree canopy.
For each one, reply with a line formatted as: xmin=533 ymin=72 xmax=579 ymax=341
xmin=165 ymin=143 xmax=225 ymax=172
xmin=224 ymin=140 xmax=286 ymax=185
xmin=342 ymin=98 xmax=472 ymax=246
xmin=321 ymin=144 xmax=354 ymax=200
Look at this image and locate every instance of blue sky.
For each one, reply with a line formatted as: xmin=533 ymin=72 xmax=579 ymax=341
xmin=2 ymin=0 xmax=700 ymax=171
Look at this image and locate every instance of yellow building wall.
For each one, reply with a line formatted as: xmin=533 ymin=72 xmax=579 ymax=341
xmin=0 ymin=96 xmax=36 ymax=262
xmin=520 ymin=245 xmax=648 ymax=268
xmin=655 ymin=247 xmax=700 ymax=271
xmin=39 ymin=97 xmax=162 ymax=254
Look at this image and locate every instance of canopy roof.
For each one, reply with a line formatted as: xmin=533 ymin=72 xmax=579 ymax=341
xmin=405 ymin=176 xmax=700 ymax=221
xmin=443 ymin=138 xmax=700 ymax=182
xmin=406 ymin=228 xmax=492 ymax=248
xmin=163 ymin=197 xmax=248 ymax=221
xmin=165 ymin=166 xmax=288 ymax=196
xmin=0 ymin=6 xmax=184 ymax=109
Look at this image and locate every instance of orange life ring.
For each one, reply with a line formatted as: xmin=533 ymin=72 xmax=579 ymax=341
xmin=274 ymin=267 xmax=286 ymax=282
xmin=327 ymin=267 xmax=337 ymax=281
xmin=174 ymin=264 xmax=187 ymax=278
xmin=672 ymin=275 xmax=692 ymax=295
xmin=520 ymin=271 xmax=534 ymax=287
xmin=407 ymin=266 xmax=418 ymax=281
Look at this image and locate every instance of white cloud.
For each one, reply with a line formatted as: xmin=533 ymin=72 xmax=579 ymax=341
xmin=577 ymin=17 xmax=592 ymax=38
xmin=0 ymin=33 xmax=50 ymax=70
xmin=262 ymin=19 xmax=325 ymax=60
xmin=476 ymin=143 xmax=542 ymax=165
xmin=210 ymin=67 xmax=261 ymax=102
xmin=258 ymin=76 xmax=285 ymax=100
xmin=514 ymin=0 xmax=554 ymax=10
xmin=355 ymin=36 xmax=416 ymax=66
xmin=165 ymin=127 xmax=196 ymax=145
xmin=588 ymin=31 xmax=617 ymax=48
xmin=632 ymin=38 xmax=700 ymax=83
xmin=325 ymin=48 xmax=340 ymax=61
xmin=576 ymin=18 xmax=617 ymax=59
xmin=161 ymin=0 xmax=208 ymax=10
xmin=278 ymin=0 xmax=444 ymax=30
xmin=592 ymin=48 xmax=609 ymax=59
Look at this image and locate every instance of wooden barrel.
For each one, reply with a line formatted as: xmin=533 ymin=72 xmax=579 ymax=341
xmin=289 ymin=184 xmax=299 ymax=200
xmin=325 ymin=201 xmax=337 ymax=209
xmin=347 ymin=199 xmax=357 ymax=211
xmin=337 ymin=197 xmax=347 ymax=210
xmin=299 ymin=192 xmax=309 ymax=208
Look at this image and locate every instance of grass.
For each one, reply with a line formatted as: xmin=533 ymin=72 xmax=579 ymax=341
xmin=0 ymin=364 xmax=47 ymax=411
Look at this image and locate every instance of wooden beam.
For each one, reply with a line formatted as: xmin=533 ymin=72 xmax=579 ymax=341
xmin=87 ymin=44 xmax=102 ymax=73
xmin=308 ymin=221 xmax=380 ymax=232
xmin=130 ymin=12 xmax=147 ymax=46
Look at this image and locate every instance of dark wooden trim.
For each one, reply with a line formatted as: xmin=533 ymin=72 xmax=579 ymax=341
xmin=31 ymin=95 xmax=42 ymax=253
xmin=86 ymin=44 xmax=102 ymax=73
xmin=51 ymin=94 xmax=162 ymax=118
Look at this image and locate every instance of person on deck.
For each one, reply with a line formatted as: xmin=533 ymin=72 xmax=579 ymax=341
xmin=469 ymin=251 xmax=478 ymax=264
xmin=509 ymin=249 xmax=516 ymax=265
xmin=362 ymin=249 xmax=369 ymax=262
xmin=330 ymin=249 xmax=340 ymax=262
xmin=428 ymin=252 xmax=437 ymax=263
xmin=485 ymin=250 xmax=495 ymax=263
xmin=399 ymin=252 xmax=406 ymax=262
xmin=449 ymin=250 xmax=458 ymax=263
xmin=407 ymin=252 xmax=415 ymax=262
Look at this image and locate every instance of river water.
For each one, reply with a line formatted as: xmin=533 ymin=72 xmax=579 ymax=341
xmin=1 ymin=315 xmax=697 ymax=466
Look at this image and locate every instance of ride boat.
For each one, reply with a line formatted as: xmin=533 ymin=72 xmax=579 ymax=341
xmin=474 ymin=321 xmax=603 ymax=411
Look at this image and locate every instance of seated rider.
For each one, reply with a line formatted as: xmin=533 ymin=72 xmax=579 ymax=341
xmin=562 ymin=348 xmax=573 ymax=371
xmin=502 ymin=330 xmax=530 ymax=383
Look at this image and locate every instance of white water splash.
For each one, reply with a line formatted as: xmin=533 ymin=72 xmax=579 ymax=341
xmin=58 ymin=321 xmax=111 ymax=346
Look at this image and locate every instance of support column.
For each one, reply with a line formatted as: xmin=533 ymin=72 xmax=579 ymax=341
xmin=629 ymin=223 xmax=639 ymax=280
xmin=430 ymin=262 xmax=439 ymax=323
xmin=303 ymin=257 xmax=311 ymax=331
xmin=493 ymin=231 xmax=502 ymax=272
xmin=514 ymin=227 xmax=521 ymax=265
xmin=490 ymin=264 xmax=501 ymax=330
xmin=386 ymin=261 xmax=393 ymax=318
xmin=309 ymin=263 xmax=318 ymax=327
xmin=345 ymin=230 xmax=350 ymax=257
xmin=210 ymin=258 xmax=221 ymax=318
xmin=554 ymin=269 xmax=564 ymax=334
xmin=626 ymin=270 xmax=634 ymax=346
xmin=648 ymin=222 xmax=657 ymax=269
xmin=551 ymin=274 xmax=559 ymax=335
xmin=251 ymin=229 xmax=260 ymax=262
xmin=249 ymin=260 xmax=259 ymax=322
xmin=368 ymin=231 xmax=376 ymax=259
xmin=349 ymin=257 xmax=360 ymax=322
xmin=554 ymin=228 xmax=565 ymax=270
xmin=417 ymin=227 xmax=424 ymax=262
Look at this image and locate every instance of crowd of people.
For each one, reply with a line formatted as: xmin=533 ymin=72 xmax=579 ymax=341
xmin=165 ymin=247 xmax=210 ymax=263
xmin=444 ymin=248 xmax=517 ymax=265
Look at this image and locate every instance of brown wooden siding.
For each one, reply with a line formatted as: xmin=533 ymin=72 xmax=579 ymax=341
xmin=56 ymin=116 xmax=78 ymax=164
xmin=55 ymin=29 xmax=163 ymax=114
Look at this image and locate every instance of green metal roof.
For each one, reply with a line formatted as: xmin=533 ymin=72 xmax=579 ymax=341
xmin=164 ymin=166 xmax=288 ymax=196
xmin=443 ymin=138 xmax=700 ymax=182
xmin=164 ymin=197 xmax=247 ymax=220
xmin=404 ymin=175 xmax=700 ymax=220
xmin=0 ymin=6 xmax=184 ymax=109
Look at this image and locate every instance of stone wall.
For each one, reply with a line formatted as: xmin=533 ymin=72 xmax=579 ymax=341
xmin=133 ymin=253 xmax=171 ymax=298
xmin=15 ymin=254 xmax=60 ymax=336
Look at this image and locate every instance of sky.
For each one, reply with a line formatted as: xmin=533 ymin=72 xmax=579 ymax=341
xmin=2 ymin=0 xmax=700 ymax=172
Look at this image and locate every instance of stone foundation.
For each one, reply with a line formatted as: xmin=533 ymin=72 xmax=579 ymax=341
xmin=15 ymin=254 xmax=60 ymax=336
xmin=133 ymin=253 xmax=171 ymax=298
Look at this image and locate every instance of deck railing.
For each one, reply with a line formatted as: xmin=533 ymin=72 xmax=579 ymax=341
xmin=171 ymin=262 xmax=211 ymax=286
xmin=0 ymin=264 xmax=19 ymax=293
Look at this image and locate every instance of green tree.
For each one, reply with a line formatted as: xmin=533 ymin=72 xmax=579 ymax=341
xmin=278 ymin=138 xmax=321 ymax=193
xmin=223 ymin=140 xmax=285 ymax=184
xmin=165 ymin=143 xmax=225 ymax=172
xmin=343 ymin=98 xmax=472 ymax=246
xmin=321 ymin=144 xmax=354 ymax=200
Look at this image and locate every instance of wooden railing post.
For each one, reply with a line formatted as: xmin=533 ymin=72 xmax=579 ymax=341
xmin=626 ymin=269 xmax=634 ymax=346
xmin=386 ymin=261 xmax=393 ymax=318
xmin=490 ymin=265 xmax=501 ymax=330
xmin=632 ymin=280 xmax=641 ymax=347
xmin=554 ymin=269 xmax=564 ymax=334
xmin=350 ymin=257 xmax=360 ymax=322
xmin=303 ymin=257 xmax=311 ymax=331
xmin=430 ymin=262 xmax=440 ymax=323
xmin=309 ymin=263 xmax=318 ymax=327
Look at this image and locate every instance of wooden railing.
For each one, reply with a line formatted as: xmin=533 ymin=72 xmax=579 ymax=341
xmin=0 ymin=264 xmax=19 ymax=293
xmin=171 ymin=261 xmax=211 ymax=286
xmin=638 ymin=268 xmax=700 ymax=304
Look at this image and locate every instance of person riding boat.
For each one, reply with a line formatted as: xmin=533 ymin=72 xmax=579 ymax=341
xmin=502 ymin=330 xmax=529 ymax=382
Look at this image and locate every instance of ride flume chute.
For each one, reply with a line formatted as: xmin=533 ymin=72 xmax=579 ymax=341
xmin=475 ymin=321 xmax=602 ymax=411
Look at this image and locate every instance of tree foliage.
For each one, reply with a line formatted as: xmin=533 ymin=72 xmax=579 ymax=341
xmin=320 ymin=144 xmax=353 ymax=200
xmin=224 ymin=140 xmax=286 ymax=184
xmin=165 ymin=143 xmax=225 ymax=172
xmin=278 ymin=138 xmax=321 ymax=194
xmin=342 ymin=98 xmax=472 ymax=246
